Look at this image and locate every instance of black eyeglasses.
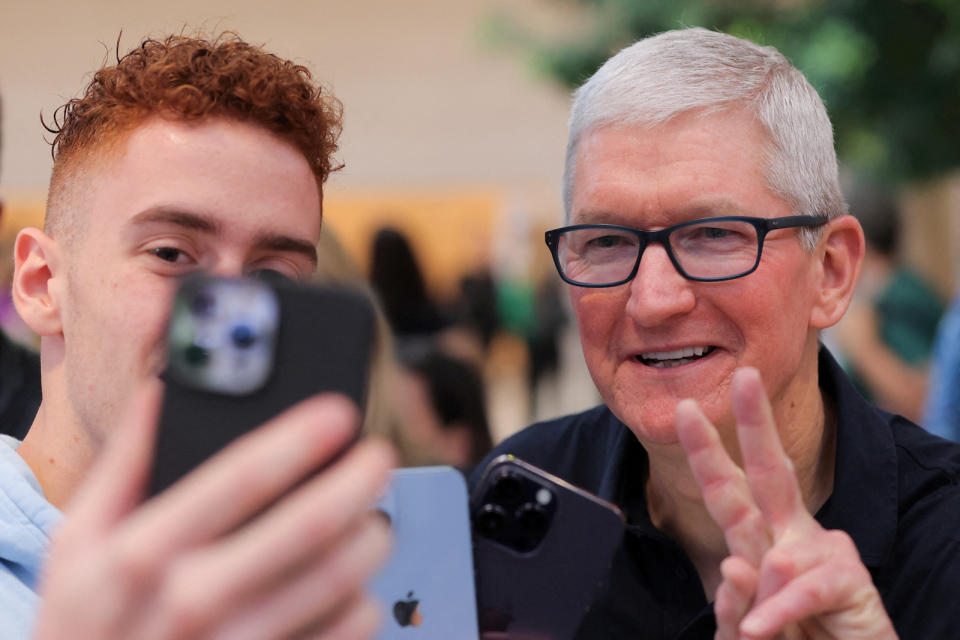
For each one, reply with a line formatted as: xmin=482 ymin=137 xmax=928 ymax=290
xmin=544 ymin=215 xmax=829 ymax=287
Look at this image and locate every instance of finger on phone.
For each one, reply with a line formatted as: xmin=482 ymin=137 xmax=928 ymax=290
xmin=123 ymin=393 xmax=362 ymax=556
xmin=66 ymin=380 xmax=163 ymax=533
xmin=176 ymin=439 xmax=395 ymax=610
xmin=205 ymin=512 xmax=390 ymax=640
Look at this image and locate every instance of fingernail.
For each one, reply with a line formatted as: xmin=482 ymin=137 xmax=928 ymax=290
xmin=740 ymin=613 xmax=765 ymax=636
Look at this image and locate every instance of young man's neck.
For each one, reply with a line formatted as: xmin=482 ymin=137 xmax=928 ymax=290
xmin=18 ymin=397 xmax=101 ymax=510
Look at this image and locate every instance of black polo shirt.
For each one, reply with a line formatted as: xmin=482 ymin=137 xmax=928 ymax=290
xmin=470 ymin=348 xmax=960 ymax=638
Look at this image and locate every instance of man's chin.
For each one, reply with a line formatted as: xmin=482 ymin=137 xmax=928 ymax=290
xmin=611 ymin=400 xmax=683 ymax=447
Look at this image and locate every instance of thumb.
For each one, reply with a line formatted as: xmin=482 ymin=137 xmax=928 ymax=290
xmin=65 ymin=380 xmax=163 ymax=532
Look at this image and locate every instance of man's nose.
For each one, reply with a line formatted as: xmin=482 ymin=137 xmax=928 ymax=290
xmin=208 ymin=258 xmax=247 ymax=279
xmin=624 ymin=243 xmax=696 ymax=328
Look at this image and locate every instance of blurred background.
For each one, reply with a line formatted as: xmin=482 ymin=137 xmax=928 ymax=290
xmin=1 ymin=0 xmax=959 ymax=457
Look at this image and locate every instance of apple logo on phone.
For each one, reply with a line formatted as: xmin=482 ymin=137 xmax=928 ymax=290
xmin=393 ymin=590 xmax=423 ymax=627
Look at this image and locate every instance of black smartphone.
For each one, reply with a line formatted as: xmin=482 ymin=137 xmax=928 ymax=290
xmin=471 ymin=455 xmax=625 ymax=640
xmin=148 ymin=273 xmax=375 ymax=497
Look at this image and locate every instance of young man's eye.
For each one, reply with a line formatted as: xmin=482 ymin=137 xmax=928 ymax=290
xmin=149 ymin=247 xmax=187 ymax=263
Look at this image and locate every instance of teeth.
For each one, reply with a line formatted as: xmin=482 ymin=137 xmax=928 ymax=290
xmin=638 ymin=346 xmax=713 ymax=368
xmin=641 ymin=346 xmax=709 ymax=361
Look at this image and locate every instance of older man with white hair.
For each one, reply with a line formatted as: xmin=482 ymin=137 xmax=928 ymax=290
xmin=475 ymin=27 xmax=959 ymax=639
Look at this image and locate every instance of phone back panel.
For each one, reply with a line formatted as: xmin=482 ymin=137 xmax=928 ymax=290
xmin=371 ymin=466 xmax=479 ymax=640
xmin=471 ymin=456 xmax=625 ymax=640
xmin=149 ymin=276 xmax=374 ymax=497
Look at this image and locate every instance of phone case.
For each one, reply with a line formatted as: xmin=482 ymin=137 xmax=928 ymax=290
xmin=371 ymin=466 xmax=479 ymax=640
xmin=471 ymin=455 xmax=625 ymax=640
xmin=148 ymin=274 xmax=374 ymax=497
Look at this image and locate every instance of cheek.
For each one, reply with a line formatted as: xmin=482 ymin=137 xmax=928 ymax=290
xmin=728 ymin=271 xmax=816 ymax=371
xmin=68 ymin=264 xmax=177 ymax=353
xmin=571 ymin=289 xmax=626 ymax=364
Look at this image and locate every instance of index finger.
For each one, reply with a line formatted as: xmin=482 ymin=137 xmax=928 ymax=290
xmin=676 ymin=399 xmax=771 ymax=566
xmin=732 ymin=368 xmax=810 ymax=536
xmin=122 ymin=393 xmax=363 ymax=556
xmin=64 ymin=380 xmax=163 ymax=533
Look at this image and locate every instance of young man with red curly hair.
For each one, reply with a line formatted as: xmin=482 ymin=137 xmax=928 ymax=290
xmin=1 ymin=33 xmax=395 ymax=639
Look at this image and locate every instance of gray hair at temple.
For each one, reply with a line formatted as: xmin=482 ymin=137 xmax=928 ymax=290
xmin=562 ymin=27 xmax=846 ymax=249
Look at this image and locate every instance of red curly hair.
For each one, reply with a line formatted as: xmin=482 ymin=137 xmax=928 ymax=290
xmin=45 ymin=32 xmax=342 ymax=234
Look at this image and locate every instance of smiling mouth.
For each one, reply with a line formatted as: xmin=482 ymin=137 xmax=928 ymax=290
xmin=636 ymin=346 xmax=716 ymax=368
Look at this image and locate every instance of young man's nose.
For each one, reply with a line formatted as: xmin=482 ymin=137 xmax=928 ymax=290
xmin=208 ymin=258 xmax=247 ymax=279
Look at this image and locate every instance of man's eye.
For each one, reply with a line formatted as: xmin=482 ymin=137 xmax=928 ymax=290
xmin=702 ymin=227 xmax=730 ymax=239
xmin=149 ymin=247 xmax=187 ymax=263
xmin=587 ymin=235 xmax=623 ymax=249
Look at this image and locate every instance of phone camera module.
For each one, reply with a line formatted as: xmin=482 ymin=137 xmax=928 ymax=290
xmin=230 ymin=324 xmax=258 ymax=349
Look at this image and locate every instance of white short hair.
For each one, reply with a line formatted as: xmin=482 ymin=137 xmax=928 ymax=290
xmin=563 ymin=27 xmax=846 ymax=248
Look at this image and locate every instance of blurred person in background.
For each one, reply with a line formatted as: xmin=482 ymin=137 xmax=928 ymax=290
xmin=313 ymin=226 xmax=432 ymax=465
xmin=0 ymin=91 xmax=42 ymax=441
xmin=369 ymin=226 xmax=447 ymax=340
xmin=1 ymin=32 xmax=394 ymax=639
xmin=833 ymin=183 xmax=944 ymax=422
xmin=452 ymin=268 xmax=500 ymax=355
xmin=392 ymin=342 xmax=493 ymax=470
xmin=524 ymin=274 xmax=568 ymax=418
xmin=474 ymin=27 xmax=959 ymax=638
xmin=925 ymin=291 xmax=960 ymax=440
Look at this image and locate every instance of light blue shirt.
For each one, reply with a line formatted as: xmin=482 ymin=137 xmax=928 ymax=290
xmin=0 ymin=436 xmax=62 ymax=639
xmin=925 ymin=295 xmax=960 ymax=442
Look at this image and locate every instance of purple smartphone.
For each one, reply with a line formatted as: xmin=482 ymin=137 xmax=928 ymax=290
xmin=471 ymin=455 xmax=625 ymax=640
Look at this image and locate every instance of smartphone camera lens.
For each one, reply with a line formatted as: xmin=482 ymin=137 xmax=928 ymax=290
xmin=191 ymin=291 xmax=216 ymax=317
xmin=515 ymin=502 xmax=549 ymax=536
xmin=231 ymin=324 xmax=257 ymax=349
xmin=184 ymin=344 xmax=210 ymax=367
xmin=475 ymin=503 xmax=508 ymax=536
xmin=492 ymin=471 xmax=523 ymax=506
xmin=513 ymin=502 xmax=550 ymax=552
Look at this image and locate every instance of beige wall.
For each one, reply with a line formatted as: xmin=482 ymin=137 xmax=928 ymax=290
xmin=0 ymin=0 xmax=589 ymax=295
xmin=0 ymin=0 xmax=579 ymax=215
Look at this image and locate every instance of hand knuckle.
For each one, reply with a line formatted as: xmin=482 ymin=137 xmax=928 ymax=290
xmin=157 ymin=573 xmax=214 ymax=638
xmin=110 ymin=535 xmax=160 ymax=589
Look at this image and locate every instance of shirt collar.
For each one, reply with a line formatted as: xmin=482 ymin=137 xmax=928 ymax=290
xmin=814 ymin=346 xmax=898 ymax=566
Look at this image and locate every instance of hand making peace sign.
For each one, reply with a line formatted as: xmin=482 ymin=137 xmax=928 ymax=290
xmin=675 ymin=367 xmax=897 ymax=640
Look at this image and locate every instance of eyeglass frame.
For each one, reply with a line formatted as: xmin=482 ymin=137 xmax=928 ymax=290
xmin=544 ymin=215 xmax=831 ymax=288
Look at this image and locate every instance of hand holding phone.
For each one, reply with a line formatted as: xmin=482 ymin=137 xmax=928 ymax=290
xmin=149 ymin=274 xmax=375 ymax=496
xmin=34 ymin=274 xmax=394 ymax=639
xmin=34 ymin=364 xmax=395 ymax=640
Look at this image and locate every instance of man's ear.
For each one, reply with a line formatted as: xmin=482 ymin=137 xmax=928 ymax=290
xmin=13 ymin=227 xmax=64 ymax=336
xmin=809 ymin=215 xmax=865 ymax=330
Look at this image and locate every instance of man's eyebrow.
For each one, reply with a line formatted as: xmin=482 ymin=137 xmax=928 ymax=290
xmin=254 ymin=233 xmax=318 ymax=267
xmin=130 ymin=207 xmax=223 ymax=234
xmin=129 ymin=207 xmax=318 ymax=265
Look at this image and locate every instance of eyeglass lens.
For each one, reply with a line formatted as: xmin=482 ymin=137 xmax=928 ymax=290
xmin=556 ymin=219 xmax=761 ymax=285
